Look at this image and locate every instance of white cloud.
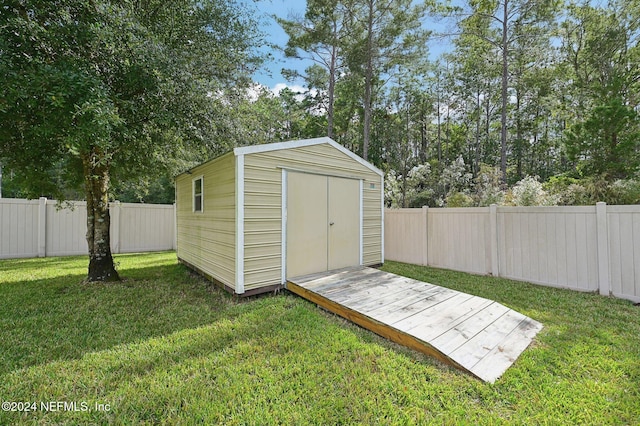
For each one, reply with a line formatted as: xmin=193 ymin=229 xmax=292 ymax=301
xmin=244 ymin=83 xmax=268 ymax=102
xmin=244 ymin=82 xmax=308 ymax=102
xmin=271 ymin=83 xmax=306 ymax=97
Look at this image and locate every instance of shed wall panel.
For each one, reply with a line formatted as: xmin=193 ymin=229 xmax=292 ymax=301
xmin=176 ymin=153 xmax=236 ymax=288
xmin=243 ymin=143 xmax=383 ymax=291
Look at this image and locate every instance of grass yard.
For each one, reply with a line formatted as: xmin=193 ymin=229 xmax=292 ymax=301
xmin=1 ymin=252 xmax=638 ymax=425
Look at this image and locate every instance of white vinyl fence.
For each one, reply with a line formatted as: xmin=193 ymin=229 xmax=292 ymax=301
xmin=385 ymin=203 xmax=640 ymax=303
xmin=0 ymin=198 xmax=176 ymax=259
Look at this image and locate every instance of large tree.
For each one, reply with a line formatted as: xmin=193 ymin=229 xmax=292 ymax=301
xmin=561 ymin=3 xmax=640 ymax=179
xmin=452 ymin=0 xmax=558 ymax=182
xmin=278 ymin=0 xmax=355 ymax=139
xmin=0 ymin=0 xmax=262 ymax=281
xmin=349 ymin=0 xmax=430 ymax=160
xmin=280 ymin=0 xmax=429 ymax=161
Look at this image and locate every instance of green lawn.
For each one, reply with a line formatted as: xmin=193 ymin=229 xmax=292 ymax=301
xmin=1 ymin=253 xmax=638 ymax=425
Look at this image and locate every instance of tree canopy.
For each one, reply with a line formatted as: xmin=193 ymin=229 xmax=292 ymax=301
xmin=0 ymin=0 xmax=264 ymax=280
xmin=271 ymin=0 xmax=639 ymax=206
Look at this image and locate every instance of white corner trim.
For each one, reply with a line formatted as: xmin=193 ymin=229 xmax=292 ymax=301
xmin=235 ymin=154 xmax=245 ymax=294
xmin=281 ymin=168 xmax=288 ymax=285
xmin=381 ymin=175 xmax=385 ymax=263
xmin=359 ymin=179 xmax=364 ymax=266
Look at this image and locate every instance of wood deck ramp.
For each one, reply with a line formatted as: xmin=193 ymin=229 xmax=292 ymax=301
xmin=287 ymin=267 xmax=542 ymax=383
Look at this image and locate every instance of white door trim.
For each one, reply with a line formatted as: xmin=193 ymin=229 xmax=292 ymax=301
xmin=281 ymin=168 xmax=288 ymax=285
xmin=235 ymin=154 xmax=245 ymax=294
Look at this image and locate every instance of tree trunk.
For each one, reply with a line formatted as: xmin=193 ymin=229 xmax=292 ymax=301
xmin=445 ymin=102 xmax=450 ymax=163
xmin=328 ymin=27 xmax=337 ymax=139
xmin=515 ymin=86 xmax=522 ymax=179
xmin=82 ymin=149 xmax=120 ymax=282
xmin=420 ymin=98 xmax=427 ymax=162
xmin=362 ymin=0 xmax=375 ymax=161
xmin=475 ymin=89 xmax=481 ymax=174
xmin=500 ymin=0 xmax=509 ymax=183
xmin=437 ymin=81 xmax=442 ymax=162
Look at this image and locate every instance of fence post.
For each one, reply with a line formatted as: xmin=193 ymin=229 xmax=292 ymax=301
xmin=422 ymin=206 xmax=428 ymax=266
xmin=489 ymin=204 xmax=499 ymax=276
xmin=596 ymin=202 xmax=610 ymax=296
xmin=111 ymin=201 xmax=121 ymax=254
xmin=38 ymin=197 xmax=47 ymax=257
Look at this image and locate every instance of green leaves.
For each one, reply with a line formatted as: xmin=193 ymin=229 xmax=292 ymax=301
xmin=0 ymin=0 xmax=264 ymax=200
xmin=0 ymin=0 xmax=264 ymax=278
xmin=561 ymin=4 xmax=640 ymax=180
xmin=565 ymin=98 xmax=639 ymax=178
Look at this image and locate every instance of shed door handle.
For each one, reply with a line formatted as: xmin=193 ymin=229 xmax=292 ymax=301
xmin=329 ymin=222 xmax=335 ymax=226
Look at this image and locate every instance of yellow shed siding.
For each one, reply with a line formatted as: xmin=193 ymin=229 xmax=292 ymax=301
xmin=242 ymin=161 xmax=282 ymax=291
xmin=176 ymin=152 xmax=236 ymax=288
xmin=176 ymin=139 xmax=383 ymax=294
xmin=242 ymin=142 xmax=383 ymax=291
xmin=363 ymin=180 xmax=383 ymax=265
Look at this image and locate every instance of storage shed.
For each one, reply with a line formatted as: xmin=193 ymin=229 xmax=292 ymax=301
xmin=175 ymin=137 xmax=384 ymax=296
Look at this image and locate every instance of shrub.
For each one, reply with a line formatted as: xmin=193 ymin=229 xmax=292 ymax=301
xmin=609 ymin=179 xmax=640 ymax=204
xmin=507 ymin=176 xmax=558 ymax=206
xmin=446 ymin=191 xmax=474 ymax=207
xmin=473 ymin=164 xmax=505 ymax=206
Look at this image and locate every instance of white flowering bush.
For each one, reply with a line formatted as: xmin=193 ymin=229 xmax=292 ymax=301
xmin=384 ymin=170 xmax=403 ymax=208
xmin=609 ymin=179 xmax=640 ymax=204
xmin=440 ymin=156 xmax=472 ymax=195
xmin=474 ymin=164 xmax=505 ymax=206
xmin=385 ymin=163 xmax=435 ymax=208
xmin=508 ymin=175 xmax=558 ymax=206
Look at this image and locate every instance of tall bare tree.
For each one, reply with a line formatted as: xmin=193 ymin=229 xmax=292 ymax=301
xmin=279 ymin=0 xmax=356 ymax=138
xmin=348 ymin=0 xmax=430 ymax=160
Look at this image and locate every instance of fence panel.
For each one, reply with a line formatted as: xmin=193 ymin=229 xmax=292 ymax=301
xmin=385 ymin=204 xmax=640 ymax=303
xmin=428 ymin=207 xmax=491 ymax=275
xmin=118 ymin=203 xmax=175 ymax=253
xmin=497 ymin=206 xmax=598 ymax=292
xmin=607 ymin=206 xmax=640 ymax=301
xmin=0 ymin=199 xmax=40 ymax=259
xmin=0 ymin=198 xmax=175 ymax=259
xmin=384 ymin=209 xmax=425 ymax=265
xmin=46 ymin=201 xmax=87 ymax=256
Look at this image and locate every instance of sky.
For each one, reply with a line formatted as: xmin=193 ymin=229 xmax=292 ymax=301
xmin=252 ymin=0 xmax=309 ymax=91
xmin=251 ymin=0 xmax=453 ymax=93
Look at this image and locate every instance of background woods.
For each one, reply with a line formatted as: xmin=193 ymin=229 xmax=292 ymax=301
xmin=1 ymin=0 xmax=639 ymax=278
xmin=275 ymin=0 xmax=640 ymax=208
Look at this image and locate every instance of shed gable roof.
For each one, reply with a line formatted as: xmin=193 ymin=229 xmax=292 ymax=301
xmin=234 ymin=137 xmax=383 ymax=177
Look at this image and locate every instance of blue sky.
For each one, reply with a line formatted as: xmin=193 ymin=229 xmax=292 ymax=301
xmin=251 ymin=0 xmax=453 ymax=91
xmin=252 ymin=0 xmax=309 ymax=90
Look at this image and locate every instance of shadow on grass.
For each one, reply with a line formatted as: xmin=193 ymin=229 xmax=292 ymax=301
xmin=0 ymin=258 xmax=239 ymax=377
xmin=0 ymin=291 xmax=460 ymax=425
